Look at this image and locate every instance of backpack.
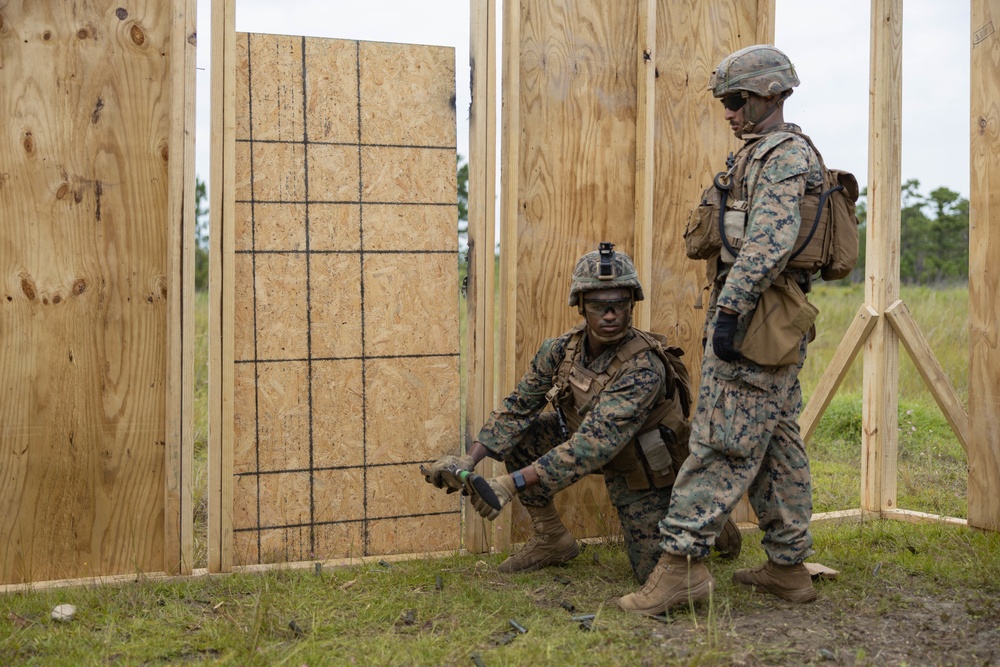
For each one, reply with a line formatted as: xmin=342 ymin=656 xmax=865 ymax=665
xmin=684 ymin=130 xmax=861 ymax=281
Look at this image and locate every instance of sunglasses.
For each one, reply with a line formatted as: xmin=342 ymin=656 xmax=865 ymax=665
xmin=721 ymin=92 xmax=748 ymax=112
xmin=583 ymin=298 xmax=632 ymax=316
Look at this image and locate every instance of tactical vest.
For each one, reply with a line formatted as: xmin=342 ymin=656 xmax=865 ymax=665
xmin=545 ymin=325 xmax=692 ymax=492
xmin=684 ymin=129 xmax=860 ymax=282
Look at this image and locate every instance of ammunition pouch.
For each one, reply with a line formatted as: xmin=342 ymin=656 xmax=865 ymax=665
xmin=741 ymin=274 xmax=818 ymax=367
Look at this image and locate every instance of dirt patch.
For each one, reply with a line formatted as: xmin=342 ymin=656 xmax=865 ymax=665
xmin=645 ymin=589 xmax=1000 ymax=666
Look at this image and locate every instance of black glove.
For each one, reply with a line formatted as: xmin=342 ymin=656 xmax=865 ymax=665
xmin=712 ymin=310 xmax=743 ymax=363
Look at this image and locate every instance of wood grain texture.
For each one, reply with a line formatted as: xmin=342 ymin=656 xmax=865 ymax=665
xmin=651 ymin=0 xmax=764 ymax=387
xmin=466 ymin=0 xmax=499 ymax=554
xmin=496 ymin=0 xmax=523 ymax=552
xmin=862 ymin=0 xmax=902 ymax=513
xmin=0 ymin=0 xmax=187 ymax=584
xmin=632 ymin=0 xmax=656 ymax=331
xmin=969 ymin=0 xmax=1000 ymax=532
xmin=162 ymin=0 xmax=197 ymax=576
xmin=228 ymin=34 xmax=460 ymax=564
xmin=497 ymin=0 xmax=770 ymax=540
xmin=208 ymin=0 xmax=236 ymax=574
xmin=508 ymin=0 xmax=640 ymax=542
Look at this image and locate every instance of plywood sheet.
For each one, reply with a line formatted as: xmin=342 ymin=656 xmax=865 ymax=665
xmin=0 ymin=0 xmax=187 ymax=584
xmin=507 ymin=0 xmax=639 ymax=542
xmin=651 ymin=0 xmax=764 ymax=379
xmin=231 ymin=33 xmax=460 ymax=565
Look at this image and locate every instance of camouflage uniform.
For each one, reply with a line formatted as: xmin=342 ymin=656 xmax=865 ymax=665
xmin=476 ymin=327 xmax=673 ymax=583
xmin=659 ymin=123 xmax=823 ymax=565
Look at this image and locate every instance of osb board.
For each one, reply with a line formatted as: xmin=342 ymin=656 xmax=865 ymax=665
xmin=231 ymin=33 xmax=460 ymax=565
xmin=505 ymin=0 xmax=770 ymax=541
xmin=0 ymin=1 xmax=182 ymax=584
xmin=969 ymin=0 xmax=1000 ymax=532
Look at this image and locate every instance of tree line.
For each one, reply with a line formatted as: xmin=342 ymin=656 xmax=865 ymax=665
xmin=848 ymin=180 xmax=969 ymax=285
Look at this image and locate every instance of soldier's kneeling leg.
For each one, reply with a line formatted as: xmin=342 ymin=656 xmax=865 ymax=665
xmin=616 ymin=489 xmax=673 ymax=584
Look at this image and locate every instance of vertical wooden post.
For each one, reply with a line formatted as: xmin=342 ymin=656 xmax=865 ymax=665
xmin=969 ymin=0 xmax=1000 ymax=532
xmin=633 ymin=0 xmax=656 ymax=331
xmin=208 ymin=0 xmax=237 ymax=573
xmin=862 ymin=0 xmax=903 ymax=513
xmin=164 ymin=0 xmax=198 ymax=576
xmin=466 ymin=0 xmax=499 ymax=554
xmin=495 ymin=0 xmax=522 ymax=552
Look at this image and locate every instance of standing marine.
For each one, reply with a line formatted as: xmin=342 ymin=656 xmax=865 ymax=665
xmin=617 ymin=44 xmax=823 ymax=614
xmin=424 ymin=244 xmax=740 ymax=584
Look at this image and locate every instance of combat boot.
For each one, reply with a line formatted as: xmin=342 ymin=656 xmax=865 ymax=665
xmin=714 ymin=517 xmax=742 ymax=559
xmin=733 ymin=560 xmax=817 ymax=603
xmin=497 ymin=503 xmax=580 ymax=573
xmin=615 ymin=553 xmax=714 ymax=616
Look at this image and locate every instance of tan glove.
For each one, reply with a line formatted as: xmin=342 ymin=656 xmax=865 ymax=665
xmin=472 ymin=474 xmax=517 ymax=521
xmin=424 ymin=454 xmax=476 ymax=492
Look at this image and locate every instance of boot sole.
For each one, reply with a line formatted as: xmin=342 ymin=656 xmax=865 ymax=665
xmin=616 ymin=578 xmax=715 ymax=616
xmin=734 ymin=580 xmax=817 ymax=603
xmin=497 ymin=541 xmax=582 ymax=574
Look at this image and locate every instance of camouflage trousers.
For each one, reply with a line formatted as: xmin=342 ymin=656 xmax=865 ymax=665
xmin=659 ymin=346 xmax=814 ymax=565
xmin=486 ymin=412 xmax=672 ymax=584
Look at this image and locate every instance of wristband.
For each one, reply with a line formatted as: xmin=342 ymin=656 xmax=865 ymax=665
xmin=511 ymin=470 xmax=527 ymax=491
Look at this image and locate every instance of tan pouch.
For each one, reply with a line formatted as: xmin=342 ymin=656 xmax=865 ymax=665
xmin=741 ymin=275 xmax=818 ymax=367
xmin=684 ymin=203 xmax=722 ymax=260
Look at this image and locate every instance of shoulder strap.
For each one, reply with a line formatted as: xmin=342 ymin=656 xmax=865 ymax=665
xmin=548 ymin=324 xmax=586 ymax=403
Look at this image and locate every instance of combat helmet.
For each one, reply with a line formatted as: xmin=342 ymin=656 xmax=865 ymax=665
xmin=568 ymin=243 xmax=644 ymax=307
xmin=708 ymin=44 xmax=799 ymax=99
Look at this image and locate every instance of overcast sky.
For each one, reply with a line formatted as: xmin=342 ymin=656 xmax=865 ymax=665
xmin=194 ymin=1 xmax=972 ymax=203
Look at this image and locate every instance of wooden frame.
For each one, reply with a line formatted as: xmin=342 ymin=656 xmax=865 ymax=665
xmin=969 ymin=0 xmax=1000 ymax=532
xmin=209 ymin=0 xmax=238 ymax=573
xmin=0 ymin=0 xmax=195 ymax=585
xmin=464 ymin=0 xmax=500 ymax=554
xmin=165 ymin=0 xmax=199 ymax=577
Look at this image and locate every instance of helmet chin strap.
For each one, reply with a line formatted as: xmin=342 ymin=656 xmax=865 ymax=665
xmin=587 ymin=309 xmax=632 ymax=345
xmin=734 ymin=94 xmax=785 ymax=138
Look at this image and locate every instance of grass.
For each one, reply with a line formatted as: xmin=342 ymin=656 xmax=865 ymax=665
xmin=2 ymin=283 xmax=985 ymax=666
xmin=3 ymin=521 xmax=999 ymax=665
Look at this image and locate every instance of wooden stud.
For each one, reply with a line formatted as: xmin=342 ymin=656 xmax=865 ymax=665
xmin=861 ymin=0 xmax=903 ymax=514
xmin=809 ymin=509 xmax=867 ymax=526
xmin=800 ymin=305 xmax=879 ymax=444
xmin=164 ymin=0 xmax=198 ymax=577
xmin=633 ymin=0 xmax=656 ymax=331
xmin=969 ymin=0 xmax=1000 ymax=533
xmin=209 ymin=0 xmax=237 ymax=573
xmin=495 ymin=0 xmax=522 ymax=553
xmin=884 ymin=300 xmax=969 ymax=453
xmin=882 ymin=509 xmax=968 ymax=527
xmin=465 ymin=0 xmax=499 ymax=554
